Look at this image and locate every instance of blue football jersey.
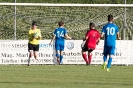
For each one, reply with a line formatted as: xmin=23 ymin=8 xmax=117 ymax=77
xmin=54 ymin=27 xmax=67 ymax=45
xmin=102 ymin=23 xmax=119 ymax=46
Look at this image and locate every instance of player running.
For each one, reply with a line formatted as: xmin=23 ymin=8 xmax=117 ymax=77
xmin=49 ymin=21 xmax=73 ymax=64
xmin=81 ymin=22 xmax=100 ymax=65
xmin=28 ymin=21 xmax=41 ymax=66
xmin=101 ymin=14 xmax=121 ymax=72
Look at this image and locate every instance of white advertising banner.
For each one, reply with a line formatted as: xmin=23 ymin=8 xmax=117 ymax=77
xmin=0 ymin=40 xmax=133 ymax=65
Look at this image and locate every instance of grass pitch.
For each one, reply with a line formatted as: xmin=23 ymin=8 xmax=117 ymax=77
xmin=0 ymin=65 xmax=133 ymax=88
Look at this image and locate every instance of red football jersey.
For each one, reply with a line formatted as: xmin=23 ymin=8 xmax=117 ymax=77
xmin=85 ymin=29 xmax=100 ymax=49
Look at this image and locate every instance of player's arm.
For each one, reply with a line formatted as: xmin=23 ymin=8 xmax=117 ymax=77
xmin=117 ymin=32 xmax=121 ymax=40
xmin=81 ymin=33 xmax=89 ymax=48
xmin=38 ymin=30 xmax=42 ymax=39
xmin=101 ymin=26 xmax=105 ymax=39
xmin=116 ymin=26 xmax=121 ymax=40
xmin=97 ymin=38 xmax=100 ymax=45
xmin=81 ymin=38 xmax=86 ymax=48
xmin=100 ymin=32 xmax=105 ymax=40
xmin=85 ymin=35 xmax=89 ymax=40
xmin=49 ymin=29 xmax=56 ymax=45
xmin=83 ymin=31 xmax=89 ymax=44
xmin=28 ymin=31 xmax=34 ymax=41
xmin=101 ymin=32 xmax=104 ymax=38
xmin=85 ymin=30 xmax=89 ymax=40
xmin=36 ymin=30 xmax=42 ymax=40
xmin=64 ymin=29 xmax=75 ymax=40
xmin=96 ymin=32 xmax=100 ymax=45
xmin=49 ymin=35 xmax=56 ymax=45
xmin=35 ymin=35 xmax=41 ymax=40
xmin=65 ymin=34 xmax=72 ymax=39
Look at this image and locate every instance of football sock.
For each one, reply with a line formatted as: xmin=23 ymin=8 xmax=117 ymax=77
xmin=103 ymin=55 xmax=107 ymax=62
xmin=56 ymin=54 xmax=60 ymax=64
xmin=60 ymin=55 xmax=63 ymax=64
xmin=56 ymin=53 xmax=60 ymax=58
xmin=107 ymin=57 xmax=112 ymax=69
xmin=88 ymin=54 xmax=92 ymax=64
xmin=82 ymin=53 xmax=88 ymax=63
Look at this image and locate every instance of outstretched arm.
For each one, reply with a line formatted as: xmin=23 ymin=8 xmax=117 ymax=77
xmin=65 ymin=34 xmax=72 ymax=39
xmin=49 ymin=35 xmax=56 ymax=45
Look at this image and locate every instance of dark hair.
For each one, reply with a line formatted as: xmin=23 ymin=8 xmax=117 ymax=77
xmin=89 ymin=22 xmax=95 ymax=27
xmin=32 ymin=21 xmax=37 ymax=26
xmin=58 ymin=21 xmax=64 ymax=26
xmin=108 ymin=14 xmax=113 ymax=21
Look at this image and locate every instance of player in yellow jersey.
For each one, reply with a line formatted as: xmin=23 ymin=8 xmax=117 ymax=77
xmin=28 ymin=21 xmax=41 ymax=66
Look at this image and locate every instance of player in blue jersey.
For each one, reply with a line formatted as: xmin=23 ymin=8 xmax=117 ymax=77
xmin=49 ymin=21 xmax=72 ymax=64
xmin=101 ymin=14 xmax=121 ymax=72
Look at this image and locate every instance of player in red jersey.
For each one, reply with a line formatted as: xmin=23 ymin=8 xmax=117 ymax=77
xmin=81 ymin=22 xmax=100 ymax=65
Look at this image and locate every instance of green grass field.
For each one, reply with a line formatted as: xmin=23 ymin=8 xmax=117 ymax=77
xmin=0 ymin=65 xmax=133 ymax=88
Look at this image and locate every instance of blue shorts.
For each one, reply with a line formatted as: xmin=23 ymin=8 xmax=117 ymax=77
xmin=55 ymin=43 xmax=64 ymax=51
xmin=103 ymin=46 xmax=116 ymax=55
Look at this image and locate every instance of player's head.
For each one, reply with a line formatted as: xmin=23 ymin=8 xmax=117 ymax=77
xmin=58 ymin=21 xmax=64 ymax=27
xmin=89 ymin=22 xmax=95 ymax=29
xmin=32 ymin=21 xmax=37 ymax=29
xmin=32 ymin=21 xmax=37 ymax=26
xmin=108 ymin=14 xmax=113 ymax=22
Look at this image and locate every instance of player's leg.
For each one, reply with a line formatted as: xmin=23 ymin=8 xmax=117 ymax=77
xmin=60 ymin=44 xmax=64 ymax=64
xmin=103 ymin=46 xmax=108 ymax=62
xmin=102 ymin=54 xmax=108 ymax=70
xmin=56 ymin=50 xmax=60 ymax=64
xmin=34 ymin=51 xmax=39 ymax=61
xmin=82 ymin=46 xmax=88 ymax=65
xmin=28 ymin=43 xmax=34 ymax=66
xmin=88 ymin=49 xmax=93 ymax=65
xmin=28 ymin=51 xmax=34 ymax=66
xmin=106 ymin=55 xmax=113 ymax=72
xmin=55 ymin=44 xmax=60 ymax=64
xmin=60 ymin=51 xmax=63 ymax=64
xmin=33 ymin=44 xmax=39 ymax=60
xmin=103 ymin=55 xmax=107 ymax=63
xmin=102 ymin=46 xmax=109 ymax=69
xmin=106 ymin=46 xmax=115 ymax=72
xmin=82 ymin=51 xmax=88 ymax=65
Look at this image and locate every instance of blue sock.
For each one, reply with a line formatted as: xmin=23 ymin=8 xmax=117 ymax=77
xmin=60 ymin=55 xmax=63 ymax=64
xmin=56 ymin=54 xmax=60 ymax=58
xmin=107 ymin=57 xmax=112 ymax=69
xmin=103 ymin=55 xmax=107 ymax=62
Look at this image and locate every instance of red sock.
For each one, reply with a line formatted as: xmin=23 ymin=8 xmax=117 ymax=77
xmin=88 ymin=54 xmax=92 ymax=64
xmin=82 ymin=53 xmax=88 ymax=63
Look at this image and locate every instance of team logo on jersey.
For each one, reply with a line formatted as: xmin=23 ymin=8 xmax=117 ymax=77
xmin=66 ymin=42 xmax=74 ymax=50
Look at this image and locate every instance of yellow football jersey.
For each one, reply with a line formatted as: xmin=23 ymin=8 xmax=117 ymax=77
xmin=28 ymin=28 xmax=41 ymax=45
